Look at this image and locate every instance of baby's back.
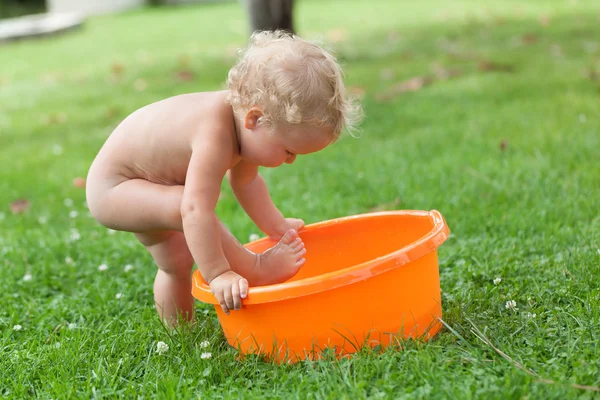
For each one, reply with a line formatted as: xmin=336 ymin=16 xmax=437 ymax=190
xmin=91 ymin=91 xmax=231 ymax=186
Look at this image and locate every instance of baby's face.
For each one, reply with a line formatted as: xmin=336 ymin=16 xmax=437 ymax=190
xmin=242 ymin=123 xmax=332 ymax=168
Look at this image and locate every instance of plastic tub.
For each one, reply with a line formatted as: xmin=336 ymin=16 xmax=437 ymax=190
xmin=192 ymin=210 xmax=450 ymax=361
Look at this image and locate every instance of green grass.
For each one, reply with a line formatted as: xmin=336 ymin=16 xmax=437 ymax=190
xmin=1 ymin=0 xmax=600 ymax=398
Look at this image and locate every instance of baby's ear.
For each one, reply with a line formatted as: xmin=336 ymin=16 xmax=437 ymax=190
xmin=244 ymin=107 xmax=264 ymax=130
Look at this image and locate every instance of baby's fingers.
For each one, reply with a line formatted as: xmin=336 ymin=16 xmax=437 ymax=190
xmin=214 ymin=290 xmax=230 ymax=315
xmin=223 ymin=288 xmax=234 ymax=314
xmin=231 ymin=278 xmax=248 ymax=310
xmin=231 ymin=284 xmax=242 ymax=310
xmin=239 ymin=278 xmax=249 ymax=299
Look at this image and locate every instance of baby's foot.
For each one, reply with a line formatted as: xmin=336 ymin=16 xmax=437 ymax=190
xmin=253 ymin=229 xmax=306 ymax=286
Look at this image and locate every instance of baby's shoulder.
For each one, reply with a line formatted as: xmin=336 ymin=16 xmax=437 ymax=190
xmin=187 ymin=91 xmax=236 ymax=145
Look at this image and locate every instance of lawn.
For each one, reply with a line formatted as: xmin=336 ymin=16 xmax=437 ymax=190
xmin=1 ymin=0 xmax=599 ymax=398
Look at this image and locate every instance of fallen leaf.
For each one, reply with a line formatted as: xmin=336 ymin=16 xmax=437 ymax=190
xmin=432 ymin=65 xmax=463 ymax=80
xmin=176 ymin=70 xmax=195 ymax=82
xmin=348 ymin=86 xmax=366 ymax=98
xmin=499 ymin=140 xmax=508 ymax=152
xmin=399 ymin=76 xmax=429 ymax=91
xmin=41 ymin=112 xmax=69 ymax=125
xmin=494 ymin=16 xmax=506 ymax=26
xmin=369 ymin=198 xmax=401 ymax=212
xmin=587 ymin=66 xmax=599 ymax=82
xmin=10 ymin=199 xmax=30 ymax=214
xmin=56 ymin=112 xmax=68 ymax=123
xmin=478 ymin=60 xmax=515 ymax=73
xmin=375 ymin=76 xmax=434 ymax=102
xmin=111 ymin=62 xmax=125 ymax=77
xmin=400 ymin=52 xmax=414 ymax=61
xmin=105 ymin=106 xmax=120 ymax=119
xmin=521 ymin=33 xmax=538 ymax=45
xmin=73 ymin=177 xmax=86 ymax=188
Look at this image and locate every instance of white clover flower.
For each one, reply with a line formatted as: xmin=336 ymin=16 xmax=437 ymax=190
xmin=200 ymin=340 xmax=210 ymax=349
xmin=200 ymin=352 xmax=212 ymax=359
xmin=70 ymin=229 xmax=81 ymax=241
xmin=98 ymin=264 xmax=108 ymax=272
xmin=248 ymin=233 xmax=260 ymax=242
xmin=38 ymin=216 xmax=48 ymax=224
xmin=68 ymin=323 xmax=76 ymax=330
xmin=115 ymin=293 xmax=123 ymax=300
xmin=505 ymin=300 xmax=518 ymax=310
xmin=55 ymin=342 xmax=61 ymax=348
xmin=107 ymin=229 xmax=116 ymax=236
xmin=65 ymin=257 xmax=74 ymax=265
xmin=493 ymin=277 xmax=502 ymax=285
xmin=525 ymin=312 xmax=536 ymax=319
xmin=22 ymin=273 xmax=33 ymax=282
xmin=13 ymin=325 xmax=22 ymax=331
xmin=156 ymin=341 xmax=169 ymax=354
xmin=69 ymin=210 xmax=78 ymax=219
xmin=64 ymin=198 xmax=74 ymax=207
xmin=124 ymin=264 xmax=134 ymax=273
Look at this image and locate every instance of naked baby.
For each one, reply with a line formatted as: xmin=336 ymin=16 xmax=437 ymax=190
xmin=86 ymin=31 xmax=360 ymax=324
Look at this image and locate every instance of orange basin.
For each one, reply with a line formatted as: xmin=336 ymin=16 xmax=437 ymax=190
xmin=192 ymin=210 xmax=450 ymax=362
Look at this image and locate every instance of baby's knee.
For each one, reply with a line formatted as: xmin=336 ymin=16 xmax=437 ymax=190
xmin=86 ymin=186 xmax=112 ymax=228
xmin=157 ymin=253 xmax=194 ymax=278
xmin=144 ymin=232 xmax=194 ymax=276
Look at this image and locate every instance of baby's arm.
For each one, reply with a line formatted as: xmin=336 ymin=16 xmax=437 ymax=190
xmin=227 ymin=161 xmax=304 ymax=239
xmin=181 ymin=139 xmax=247 ymax=314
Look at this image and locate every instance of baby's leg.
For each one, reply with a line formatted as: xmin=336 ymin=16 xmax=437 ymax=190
xmin=87 ymin=177 xmax=185 ymax=232
xmin=135 ymin=223 xmax=304 ymax=324
xmin=135 ymin=230 xmax=195 ymax=324
xmin=88 ymin=172 xmax=305 ymax=320
xmin=217 ymin=221 xmax=306 ymax=286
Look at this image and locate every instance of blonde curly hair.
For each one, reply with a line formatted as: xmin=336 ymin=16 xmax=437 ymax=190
xmin=226 ymin=31 xmax=362 ymax=140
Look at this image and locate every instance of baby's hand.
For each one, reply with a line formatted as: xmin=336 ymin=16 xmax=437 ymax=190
xmin=209 ymin=271 xmax=249 ymax=315
xmin=269 ymin=218 xmax=305 ymax=240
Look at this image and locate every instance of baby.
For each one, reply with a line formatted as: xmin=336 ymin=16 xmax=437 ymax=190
xmin=86 ymin=31 xmax=361 ymax=323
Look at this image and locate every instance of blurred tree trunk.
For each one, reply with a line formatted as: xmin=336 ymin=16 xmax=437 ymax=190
xmin=243 ymin=0 xmax=295 ymax=34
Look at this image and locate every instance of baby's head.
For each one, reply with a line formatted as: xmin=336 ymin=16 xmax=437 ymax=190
xmin=226 ymin=31 xmax=361 ymax=166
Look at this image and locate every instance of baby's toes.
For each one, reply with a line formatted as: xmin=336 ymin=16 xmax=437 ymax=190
xmin=295 ymin=257 xmax=306 ymax=268
xmin=295 ymin=247 xmax=307 ymax=260
xmin=291 ymin=238 xmax=304 ymax=251
xmin=280 ymin=229 xmax=298 ymax=246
